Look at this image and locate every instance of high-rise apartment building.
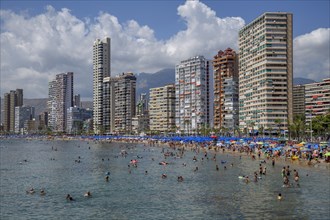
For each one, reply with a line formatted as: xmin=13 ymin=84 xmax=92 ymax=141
xmin=14 ymin=106 xmax=35 ymax=133
xmin=3 ymin=89 xmax=23 ymax=132
xmin=132 ymin=93 xmax=149 ymax=134
xmin=48 ymin=72 xmax=73 ymax=132
xmin=305 ymin=78 xmax=330 ymax=123
xmin=38 ymin=112 xmax=48 ymax=131
xmin=213 ymin=48 xmax=239 ymax=134
xmin=149 ymin=84 xmax=176 ymax=133
xmin=93 ymin=37 xmax=111 ymax=134
xmin=175 ymin=56 xmax=210 ymax=135
xmin=238 ymin=12 xmax=293 ymax=135
xmin=293 ymin=85 xmax=305 ymax=117
xmin=74 ymin=94 xmax=81 ymax=107
xmin=67 ymin=107 xmax=93 ymax=134
xmin=103 ymin=73 xmax=136 ymax=134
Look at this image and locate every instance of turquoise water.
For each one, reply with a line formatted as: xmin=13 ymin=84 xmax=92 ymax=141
xmin=0 ymin=139 xmax=329 ymax=219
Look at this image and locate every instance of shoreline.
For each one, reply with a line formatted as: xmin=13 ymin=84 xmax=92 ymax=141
xmin=1 ymin=135 xmax=329 ymax=170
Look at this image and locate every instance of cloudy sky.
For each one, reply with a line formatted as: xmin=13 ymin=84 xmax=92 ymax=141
xmin=1 ymin=0 xmax=329 ymax=100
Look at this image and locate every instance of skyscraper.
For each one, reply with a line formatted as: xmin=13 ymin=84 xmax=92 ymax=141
xmin=15 ymin=106 xmax=35 ymax=134
xmin=48 ymin=72 xmax=73 ymax=132
xmin=103 ymin=72 xmax=136 ymax=134
xmin=175 ymin=56 xmax=210 ymax=135
xmin=293 ymin=85 xmax=305 ymax=117
xmin=238 ymin=12 xmax=293 ymax=135
xmin=213 ymin=48 xmax=239 ymax=134
xmin=93 ymin=37 xmax=111 ymax=134
xmin=3 ymin=89 xmax=23 ymax=132
xmin=149 ymin=84 xmax=176 ymax=133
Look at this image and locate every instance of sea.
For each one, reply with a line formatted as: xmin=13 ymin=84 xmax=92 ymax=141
xmin=0 ymin=139 xmax=329 ymax=220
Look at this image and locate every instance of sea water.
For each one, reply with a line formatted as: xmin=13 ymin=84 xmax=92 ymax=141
xmin=0 ymin=139 xmax=329 ymax=219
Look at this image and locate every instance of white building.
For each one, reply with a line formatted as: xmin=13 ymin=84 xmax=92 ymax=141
xmin=238 ymin=12 xmax=293 ymax=135
xmin=175 ymin=56 xmax=210 ymax=135
xmin=14 ymin=106 xmax=35 ymax=134
xmin=48 ymin=72 xmax=73 ymax=132
xmin=93 ymin=37 xmax=111 ymax=134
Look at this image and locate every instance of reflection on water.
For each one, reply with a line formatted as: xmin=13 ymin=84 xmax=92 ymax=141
xmin=0 ymin=139 xmax=329 ymax=219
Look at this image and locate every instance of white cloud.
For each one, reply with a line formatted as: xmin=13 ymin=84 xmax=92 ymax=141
xmin=1 ymin=1 xmax=245 ymax=99
xmin=293 ymin=28 xmax=330 ymax=81
xmin=1 ymin=1 xmax=328 ymax=100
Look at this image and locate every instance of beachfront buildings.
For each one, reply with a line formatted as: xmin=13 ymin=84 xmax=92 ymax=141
xmin=66 ymin=107 xmax=93 ymax=134
xmin=149 ymin=84 xmax=176 ymax=134
xmin=93 ymin=37 xmax=111 ymax=134
xmin=132 ymin=93 xmax=149 ymax=134
xmin=238 ymin=12 xmax=293 ymax=135
xmin=175 ymin=56 xmax=210 ymax=135
xmin=305 ymin=78 xmax=330 ymax=123
xmin=3 ymin=89 xmax=23 ymax=133
xmin=293 ymin=85 xmax=305 ymax=117
xmin=14 ymin=106 xmax=35 ymax=134
xmin=212 ymin=48 xmax=239 ymax=135
xmin=48 ymin=72 xmax=74 ymax=132
xmin=103 ymin=72 xmax=136 ymax=134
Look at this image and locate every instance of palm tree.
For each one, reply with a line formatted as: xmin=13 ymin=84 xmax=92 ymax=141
xmin=274 ymin=119 xmax=282 ymax=137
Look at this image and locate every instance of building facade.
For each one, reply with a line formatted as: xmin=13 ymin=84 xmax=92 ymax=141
xmin=14 ymin=106 xmax=35 ymax=134
xmin=293 ymin=85 xmax=305 ymax=117
xmin=67 ymin=107 xmax=93 ymax=134
xmin=132 ymin=93 xmax=149 ymax=134
xmin=93 ymin=37 xmax=111 ymax=134
xmin=103 ymin=73 xmax=136 ymax=134
xmin=175 ymin=56 xmax=210 ymax=135
xmin=149 ymin=84 xmax=176 ymax=134
xmin=305 ymin=78 xmax=330 ymax=123
xmin=238 ymin=12 xmax=293 ymax=135
xmin=3 ymin=89 xmax=23 ymax=132
xmin=38 ymin=112 xmax=48 ymax=131
xmin=74 ymin=94 xmax=81 ymax=107
xmin=213 ymin=48 xmax=239 ymax=134
xmin=48 ymin=72 xmax=73 ymax=132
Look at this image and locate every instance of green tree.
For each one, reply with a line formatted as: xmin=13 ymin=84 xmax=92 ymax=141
xmin=289 ymin=114 xmax=305 ymax=141
xmin=311 ymin=113 xmax=330 ymax=138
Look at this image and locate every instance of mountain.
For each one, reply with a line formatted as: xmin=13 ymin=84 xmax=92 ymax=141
xmin=136 ymin=68 xmax=175 ymax=98
xmin=293 ymin=77 xmax=315 ymax=85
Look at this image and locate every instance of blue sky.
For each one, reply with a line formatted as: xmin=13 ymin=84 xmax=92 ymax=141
xmin=0 ymin=0 xmax=329 ymax=99
xmin=2 ymin=0 xmax=329 ymax=39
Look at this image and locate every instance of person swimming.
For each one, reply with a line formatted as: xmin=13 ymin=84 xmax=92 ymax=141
xmin=177 ymin=176 xmax=184 ymax=182
xmin=40 ymin=189 xmax=46 ymax=195
xmin=105 ymin=176 xmax=109 ymax=181
xmin=278 ymin=193 xmax=282 ymax=200
xmin=66 ymin=194 xmax=74 ymax=201
xmin=27 ymin=188 xmax=35 ymax=194
xmin=162 ymin=174 xmax=167 ymax=179
xmin=84 ymin=191 xmax=92 ymax=197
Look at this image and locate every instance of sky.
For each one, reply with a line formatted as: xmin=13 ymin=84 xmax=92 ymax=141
xmin=1 ymin=0 xmax=329 ymax=100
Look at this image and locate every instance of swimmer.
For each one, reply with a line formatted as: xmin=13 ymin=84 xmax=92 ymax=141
xmin=105 ymin=176 xmax=109 ymax=181
xmin=40 ymin=189 xmax=46 ymax=196
xmin=145 ymin=170 xmax=148 ymax=175
xmin=66 ymin=194 xmax=74 ymax=201
xmin=84 ymin=191 xmax=92 ymax=197
xmin=27 ymin=188 xmax=35 ymax=194
xmin=194 ymin=167 xmax=198 ymax=172
xmin=177 ymin=176 xmax=184 ymax=182
xmin=278 ymin=193 xmax=282 ymax=200
xmin=162 ymin=174 xmax=167 ymax=179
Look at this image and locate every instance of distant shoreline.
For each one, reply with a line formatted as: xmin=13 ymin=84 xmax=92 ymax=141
xmin=1 ymin=135 xmax=329 ymax=170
